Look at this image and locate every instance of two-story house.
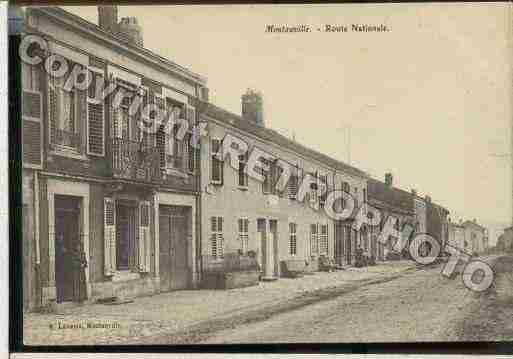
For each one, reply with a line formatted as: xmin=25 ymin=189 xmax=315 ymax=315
xmin=21 ymin=6 xmax=208 ymax=310
xmin=199 ymin=90 xmax=369 ymax=278
xmin=367 ymin=174 xmax=416 ymax=260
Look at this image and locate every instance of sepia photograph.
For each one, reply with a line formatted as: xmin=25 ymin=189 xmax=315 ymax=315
xmin=10 ymin=2 xmax=513 ymax=348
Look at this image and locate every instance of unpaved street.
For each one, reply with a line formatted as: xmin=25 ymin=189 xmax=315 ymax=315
xmin=24 ymin=258 xmax=513 ymax=345
xmin=202 ymin=259 xmax=512 ymax=343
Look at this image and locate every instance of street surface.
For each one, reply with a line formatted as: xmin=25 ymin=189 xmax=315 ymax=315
xmin=24 ymin=257 xmax=513 ymax=345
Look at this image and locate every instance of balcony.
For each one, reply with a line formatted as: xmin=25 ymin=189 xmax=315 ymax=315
xmin=110 ymin=137 xmax=162 ymax=183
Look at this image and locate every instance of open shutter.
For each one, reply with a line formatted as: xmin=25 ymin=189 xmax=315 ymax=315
xmin=48 ymin=77 xmax=58 ymax=146
xmin=211 ymin=139 xmax=223 ymax=184
xmin=87 ymin=71 xmax=105 ymax=156
xmin=104 ymin=198 xmax=116 ymax=276
xmin=22 ymin=89 xmax=43 ymax=168
xmin=138 ymin=201 xmax=151 ymax=272
xmin=186 ymin=104 xmax=196 ymax=128
xmin=217 ymin=217 xmax=224 ymax=258
xmin=186 ymin=105 xmax=196 ymax=173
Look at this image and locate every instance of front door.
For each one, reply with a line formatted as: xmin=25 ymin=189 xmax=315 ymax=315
xmin=116 ymin=203 xmax=137 ymax=270
xmin=55 ymin=196 xmax=81 ymax=303
xmin=159 ymin=205 xmax=190 ymax=292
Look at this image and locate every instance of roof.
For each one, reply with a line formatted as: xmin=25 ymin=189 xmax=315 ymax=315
xmin=367 ymin=179 xmax=414 ymax=214
xmin=204 ymin=103 xmax=369 ymax=179
xmin=28 ymin=7 xmax=207 ymax=85
xmin=461 ymin=220 xmax=487 ymax=231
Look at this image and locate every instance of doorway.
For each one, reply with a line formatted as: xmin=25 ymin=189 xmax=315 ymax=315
xmin=116 ymin=201 xmax=137 ymax=270
xmin=159 ymin=205 xmax=190 ymax=291
xmin=258 ymin=218 xmax=278 ymax=278
xmin=54 ymin=195 xmax=81 ymax=303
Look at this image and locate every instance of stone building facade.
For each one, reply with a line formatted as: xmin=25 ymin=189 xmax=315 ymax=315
xmin=199 ymin=95 xmax=369 ymax=276
xmin=20 ymin=6 xmax=207 ymax=310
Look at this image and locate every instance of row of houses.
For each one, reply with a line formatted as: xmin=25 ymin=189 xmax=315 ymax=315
xmin=447 ymin=219 xmax=489 ymax=255
xmin=18 ymin=6 xmax=451 ymax=311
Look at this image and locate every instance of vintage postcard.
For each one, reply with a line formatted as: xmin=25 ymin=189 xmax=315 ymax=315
xmin=11 ymin=2 xmax=513 ymax=348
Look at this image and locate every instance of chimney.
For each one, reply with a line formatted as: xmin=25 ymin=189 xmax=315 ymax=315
xmin=98 ymin=6 xmax=118 ymax=34
xmin=118 ymin=17 xmax=144 ymax=46
xmin=384 ymin=173 xmax=393 ymax=187
xmin=242 ymin=89 xmax=264 ymax=127
xmin=411 ymin=189 xmax=417 ymax=197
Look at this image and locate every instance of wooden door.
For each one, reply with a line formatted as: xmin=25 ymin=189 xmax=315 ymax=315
xmin=55 ymin=197 xmax=80 ymax=303
xmin=159 ymin=206 xmax=189 ymax=291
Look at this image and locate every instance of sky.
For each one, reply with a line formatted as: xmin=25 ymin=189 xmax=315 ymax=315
xmin=64 ymin=3 xmax=513 ymax=244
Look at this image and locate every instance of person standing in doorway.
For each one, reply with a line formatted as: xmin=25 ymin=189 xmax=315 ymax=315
xmin=72 ymin=241 xmax=88 ymax=303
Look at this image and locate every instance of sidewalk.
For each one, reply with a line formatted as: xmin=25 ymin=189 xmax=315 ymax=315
xmin=24 ymin=260 xmax=416 ymax=345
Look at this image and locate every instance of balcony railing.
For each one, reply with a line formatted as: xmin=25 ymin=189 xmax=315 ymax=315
xmin=111 ymin=138 xmax=162 ymax=183
xmin=53 ymin=128 xmax=81 ymax=149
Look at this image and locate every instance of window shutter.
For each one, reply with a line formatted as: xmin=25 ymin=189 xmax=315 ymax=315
xmin=218 ymin=217 xmax=224 ymax=258
xmin=48 ymin=77 xmax=58 ymax=146
xmin=138 ymin=201 xmax=151 ymax=272
xmin=185 ymin=133 xmax=195 ymax=173
xmin=211 ymin=139 xmax=223 ymax=184
xmin=22 ymin=89 xmax=43 ymax=168
xmin=104 ymin=198 xmax=116 ymax=276
xmin=110 ymin=85 xmax=120 ymax=138
xmin=87 ymin=72 xmax=105 ymax=156
xmin=186 ymin=105 xmax=196 ymax=128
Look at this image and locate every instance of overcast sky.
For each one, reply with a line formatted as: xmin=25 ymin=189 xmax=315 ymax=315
xmin=64 ymin=3 xmax=512 ymax=242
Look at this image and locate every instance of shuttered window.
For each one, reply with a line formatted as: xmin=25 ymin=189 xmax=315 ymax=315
xmin=211 ymin=139 xmax=223 ymax=184
xmin=320 ymin=224 xmax=328 ymax=255
xmin=211 ymin=216 xmax=224 ymax=259
xmin=289 ymin=223 xmax=297 ymax=256
xmin=87 ymin=70 xmax=105 ymax=156
xmin=48 ymin=61 xmax=86 ymax=153
xmin=103 ymin=198 xmax=116 ymax=276
xmin=261 ymin=158 xmax=273 ymax=194
xmin=238 ymin=153 xmax=248 ymax=188
xmin=238 ymin=218 xmax=249 ymax=254
xmin=288 ymin=173 xmax=298 ymax=200
xmin=310 ymin=224 xmax=319 ymax=256
xmin=22 ymin=87 xmax=43 ymax=168
xmin=319 ymin=174 xmax=328 ymax=209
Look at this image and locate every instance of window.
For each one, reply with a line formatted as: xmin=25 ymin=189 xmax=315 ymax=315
xmin=238 ymin=218 xmax=249 ymax=254
xmin=211 ymin=139 xmax=224 ymax=184
xmin=319 ymin=174 xmax=328 ymax=209
xmin=320 ymin=224 xmax=328 ymax=255
xmin=48 ymin=64 xmax=85 ymax=152
xmin=185 ymin=133 xmax=195 ymax=173
xmin=159 ymin=98 xmax=185 ymax=170
xmin=238 ymin=153 xmax=248 ymax=188
xmin=310 ymin=224 xmax=319 ymax=256
xmin=363 ymin=188 xmax=367 ymax=203
xmin=211 ymin=216 xmax=224 ymax=259
xmin=288 ymin=173 xmax=298 ymax=200
xmin=86 ymin=70 xmax=105 ymax=156
xmin=309 ymin=173 xmax=318 ymax=207
xmin=362 ymin=226 xmax=368 ymax=251
xmin=289 ymin=223 xmax=297 ymax=255
xmin=262 ymin=158 xmax=273 ymax=194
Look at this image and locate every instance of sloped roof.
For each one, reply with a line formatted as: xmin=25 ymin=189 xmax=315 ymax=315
xmin=203 ymin=103 xmax=369 ymax=179
xmin=28 ymin=7 xmax=206 ymax=85
xmin=462 ymin=220 xmax=487 ymax=231
xmin=367 ymin=178 xmax=414 ymax=214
